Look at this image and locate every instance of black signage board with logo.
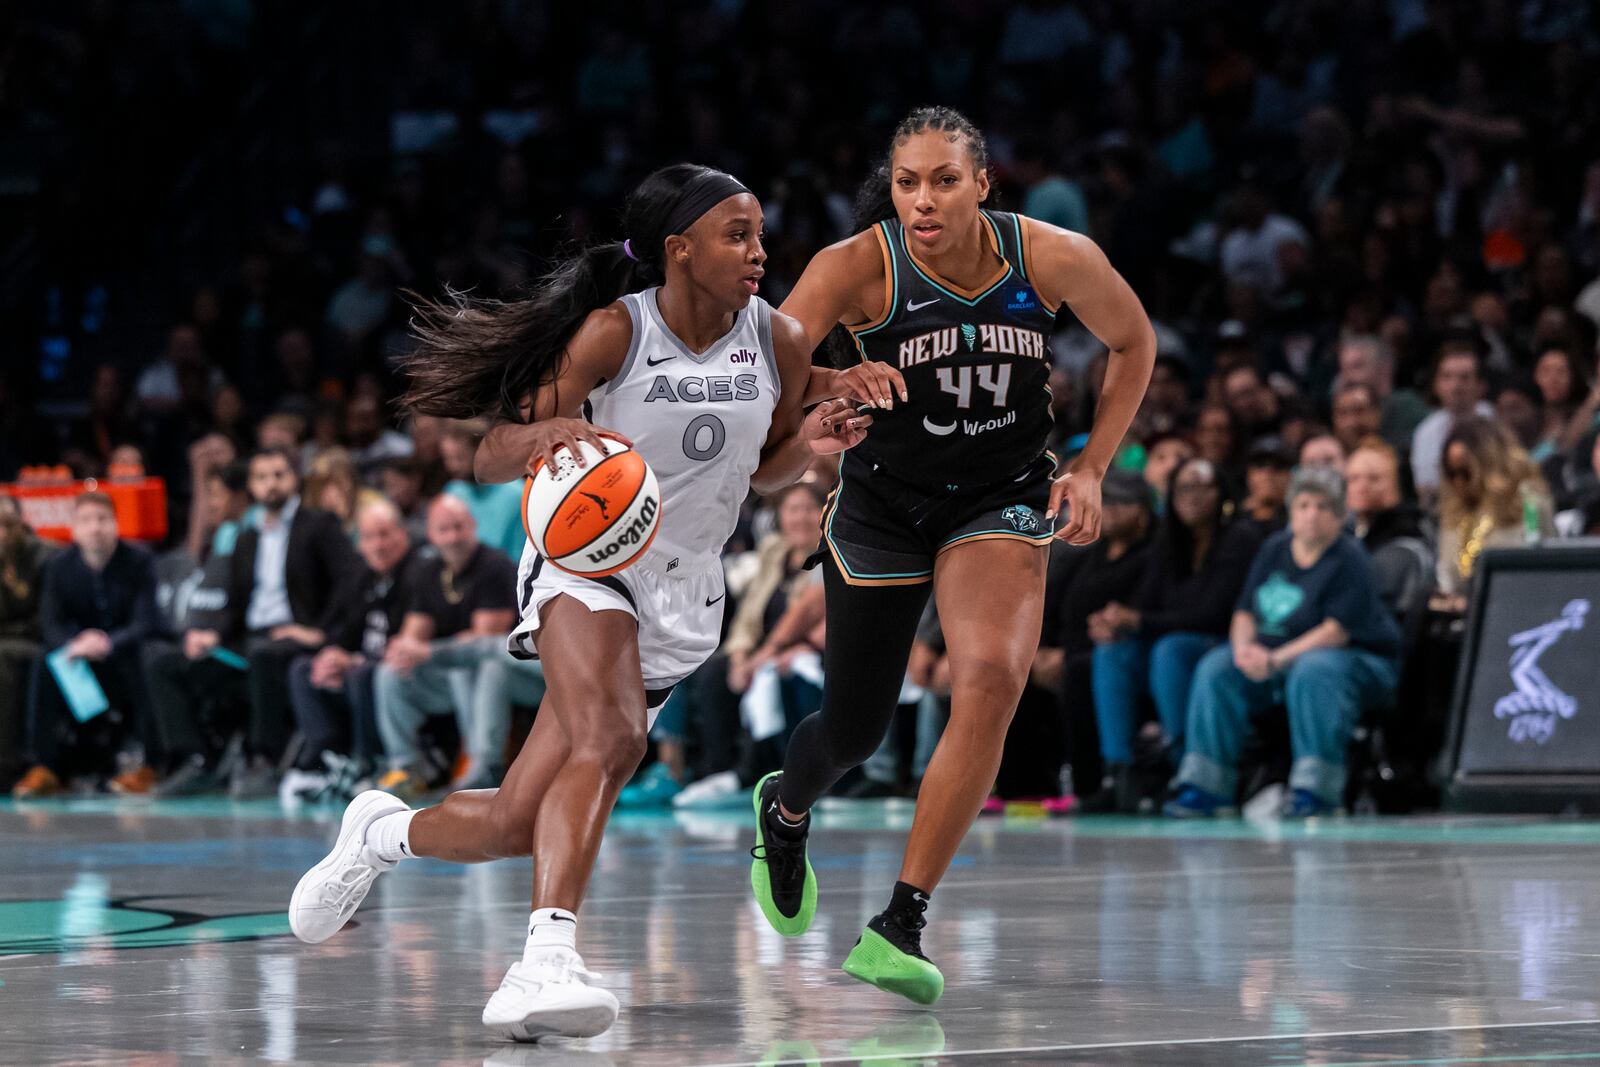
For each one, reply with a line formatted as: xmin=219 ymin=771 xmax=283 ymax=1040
xmin=1445 ymin=544 xmax=1600 ymax=813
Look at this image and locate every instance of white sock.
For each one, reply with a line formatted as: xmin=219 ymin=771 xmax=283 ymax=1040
xmin=524 ymin=907 xmax=578 ymax=960
xmin=365 ymin=809 xmax=416 ymax=865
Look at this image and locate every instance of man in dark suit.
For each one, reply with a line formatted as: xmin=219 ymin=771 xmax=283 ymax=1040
xmin=12 ymin=492 xmax=156 ymax=797
xmin=164 ymin=446 xmax=358 ymax=796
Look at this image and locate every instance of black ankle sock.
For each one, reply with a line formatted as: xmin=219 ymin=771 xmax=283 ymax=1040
xmin=765 ymin=799 xmax=808 ymax=839
xmin=885 ymin=880 xmax=929 ymax=921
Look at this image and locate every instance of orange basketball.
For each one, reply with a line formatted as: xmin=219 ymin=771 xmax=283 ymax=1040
xmin=522 ymin=438 xmax=662 ymax=577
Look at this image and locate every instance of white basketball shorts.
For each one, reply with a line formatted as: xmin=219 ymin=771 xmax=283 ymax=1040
xmin=508 ymin=550 xmax=725 ymax=723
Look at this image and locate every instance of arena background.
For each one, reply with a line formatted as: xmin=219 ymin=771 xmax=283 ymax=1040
xmin=5 ymin=2 xmax=1600 ymax=1065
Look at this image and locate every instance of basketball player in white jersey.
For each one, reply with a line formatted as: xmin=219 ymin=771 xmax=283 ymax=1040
xmin=287 ymin=166 xmax=877 ymax=1041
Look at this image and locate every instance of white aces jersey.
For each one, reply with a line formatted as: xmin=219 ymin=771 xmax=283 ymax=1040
xmin=587 ymin=287 xmax=781 ymax=571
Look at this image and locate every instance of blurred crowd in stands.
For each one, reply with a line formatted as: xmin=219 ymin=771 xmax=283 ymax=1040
xmin=3 ymin=0 xmax=1600 ymax=816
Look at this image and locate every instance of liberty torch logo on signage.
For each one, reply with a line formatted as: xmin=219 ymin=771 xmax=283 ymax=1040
xmin=1494 ymin=598 xmax=1589 ymax=744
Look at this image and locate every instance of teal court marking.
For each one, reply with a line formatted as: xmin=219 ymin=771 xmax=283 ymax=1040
xmin=0 ymin=896 xmax=291 ymax=956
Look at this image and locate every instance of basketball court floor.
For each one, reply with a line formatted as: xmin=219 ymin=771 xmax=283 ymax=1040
xmin=3 ymin=797 xmax=1599 ymax=1065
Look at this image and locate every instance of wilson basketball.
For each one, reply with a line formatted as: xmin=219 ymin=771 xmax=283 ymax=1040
xmin=522 ymin=438 xmax=661 ymax=577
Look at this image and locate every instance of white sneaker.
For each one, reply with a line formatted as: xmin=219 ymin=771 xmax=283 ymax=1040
xmin=482 ymin=948 xmax=620 ymax=1042
xmin=288 ymin=789 xmax=408 ymax=943
xmin=279 ymin=768 xmax=328 ymax=807
xmin=671 ymin=769 xmax=741 ymax=809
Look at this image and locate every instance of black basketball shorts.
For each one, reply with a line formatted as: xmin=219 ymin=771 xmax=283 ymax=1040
xmin=816 ymin=451 xmax=1057 ymax=586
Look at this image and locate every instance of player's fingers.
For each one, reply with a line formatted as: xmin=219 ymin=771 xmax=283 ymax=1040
xmin=560 ymin=431 xmax=589 ymax=467
xmin=815 ymin=399 xmax=847 ymax=432
xmin=881 ymin=363 xmax=909 ymax=402
xmin=868 ymin=365 xmax=897 ymax=409
xmin=1069 ymin=506 xmax=1100 ymax=546
xmin=1056 ymin=497 xmax=1085 ymax=541
xmin=1045 ymin=478 xmax=1068 ymax=520
xmin=529 ymin=445 xmax=554 ymax=476
xmin=595 ymin=428 xmax=635 ymax=448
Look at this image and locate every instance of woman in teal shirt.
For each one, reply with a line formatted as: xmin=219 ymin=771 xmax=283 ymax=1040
xmin=1166 ymin=465 xmax=1400 ymax=819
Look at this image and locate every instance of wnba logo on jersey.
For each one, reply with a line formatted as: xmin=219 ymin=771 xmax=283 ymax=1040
xmin=729 ymin=348 xmax=758 ymax=365
xmin=897 ymin=324 xmax=1048 ymax=368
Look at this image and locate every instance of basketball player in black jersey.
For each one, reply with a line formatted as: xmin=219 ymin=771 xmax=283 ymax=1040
xmin=749 ymin=107 xmax=1156 ymax=1004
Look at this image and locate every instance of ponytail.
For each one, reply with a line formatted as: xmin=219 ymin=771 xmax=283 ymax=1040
xmin=402 ymin=244 xmax=656 ymax=423
xmin=401 ymin=163 xmax=746 ymax=423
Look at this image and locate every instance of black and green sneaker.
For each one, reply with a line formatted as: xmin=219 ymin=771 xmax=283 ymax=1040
xmin=841 ymin=896 xmax=945 ymax=1005
xmin=748 ymin=770 xmax=817 ymax=937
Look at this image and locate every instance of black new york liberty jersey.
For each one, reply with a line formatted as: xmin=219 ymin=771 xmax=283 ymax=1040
xmin=846 ymin=209 xmax=1057 ymax=492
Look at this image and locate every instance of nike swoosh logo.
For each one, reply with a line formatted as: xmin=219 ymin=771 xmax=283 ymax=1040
xmin=646 ymin=354 xmax=675 ymax=366
xmin=705 ymin=593 xmax=725 ymax=607
xmin=922 ymin=417 xmax=957 ymax=435
xmin=905 ymin=298 xmax=940 ymax=312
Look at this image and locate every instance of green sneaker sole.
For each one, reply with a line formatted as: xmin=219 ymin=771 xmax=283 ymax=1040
xmin=841 ymin=927 xmax=945 ymax=1005
xmin=749 ymin=771 xmax=817 ymax=937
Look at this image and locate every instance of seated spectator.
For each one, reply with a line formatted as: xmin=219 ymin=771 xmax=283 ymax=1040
xmin=375 ymin=495 xmax=534 ymax=797
xmin=304 ymin=446 xmax=384 ymax=536
xmin=1298 ymin=433 xmax=1345 ymax=472
xmin=1031 ymin=470 xmax=1153 ymax=809
xmin=256 ymin=412 xmax=307 ymax=458
xmin=1167 ymin=467 xmax=1401 ymax=819
xmin=0 ymin=499 xmax=55 ymax=790
xmin=1494 ymin=379 xmax=1544 ymax=459
xmin=862 ymin=603 xmax=947 ymax=800
xmin=1088 ymin=458 xmax=1262 ymax=811
xmin=284 ymin=498 xmax=419 ymax=802
xmin=1531 ymin=345 xmax=1588 ymax=461
xmin=1242 ymin=438 xmax=1292 ymax=534
xmin=14 ymin=493 xmax=157 ymax=797
xmin=1330 ymin=381 xmax=1382 ymax=457
xmin=1433 ymin=416 xmax=1552 ymax=613
xmin=441 ymin=419 xmax=527 ymax=562
xmin=1141 ymin=355 xmax=1194 ymax=438
xmin=726 ymin=484 xmax=828 ymax=697
xmin=624 ymin=482 xmax=827 ymax=809
xmin=1141 ymin=432 xmax=1194 ymax=512
xmin=1333 ymin=335 xmax=1428 ymax=452
xmin=1193 ymin=402 xmax=1238 ymax=471
xmin=142 ymin=459 xmax=251 ymax=795
xmin=61 ymin=364 xmax=137 ymax=477
xmin=156 ymin=446 xmax=359 ymax=797
xmin=1411 ymin=340 xmax=1493 ymax=503
xmin=1345 ymin=439 xmax=1432 ymax=616
xmin=731 ymin=578 xmax=827 ymax=774
xmin=344 ymin=393 xmax=414 ymax=482
xmin=379 ymin=456 xmax=431 ymax=542
xmin=1222 ymin=366 xmax=1282 ymax=440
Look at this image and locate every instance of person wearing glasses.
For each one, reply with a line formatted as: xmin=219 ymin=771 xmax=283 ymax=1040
xmin=1086 ymin=457 xmax=1261 ymax=812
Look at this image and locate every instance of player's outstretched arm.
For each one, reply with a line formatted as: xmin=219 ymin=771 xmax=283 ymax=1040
xmin=474 ymin=304 xmax=633 ymax=482
xmin=750 ymin=310 xmax=871 ymax=494
xmin=776 ymin=233 xmax=907 ymax=410
xmin=1031 ymin=222 xmax=1157 ymax=544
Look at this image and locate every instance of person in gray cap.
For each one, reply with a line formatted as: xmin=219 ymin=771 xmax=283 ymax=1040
xmin=1166 ymin=465 xmax=1401 ymax=819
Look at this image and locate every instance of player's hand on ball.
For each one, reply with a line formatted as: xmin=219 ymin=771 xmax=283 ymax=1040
xmin=832 ymin=362 xmax=908 ymax=410
xmin=522 ymin=418 xmax=634 ymax=477
xmin=1048 ymin=464 xmax=1102 ymax=545
xmin=805 ymin=398 xmax=872 ymax=455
